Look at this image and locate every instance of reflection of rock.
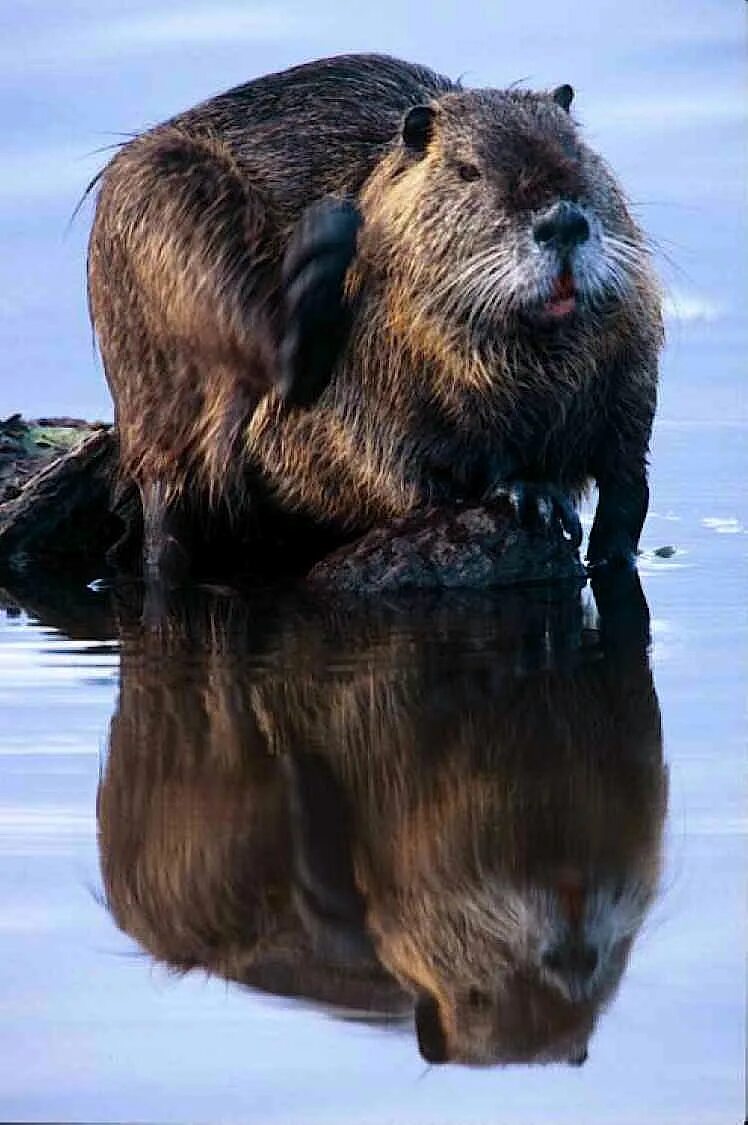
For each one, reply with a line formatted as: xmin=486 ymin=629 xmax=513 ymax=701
xmin=97 ymin=574 xmax=665 ymax=1065
xmin=0 ymin=574 xmax=116 ymax=640
xmin=308 ymin=500 xmax=585 ymax=592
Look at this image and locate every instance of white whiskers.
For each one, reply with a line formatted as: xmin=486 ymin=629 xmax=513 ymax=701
xmin=410 ymin=219 xmax=651 ymax=334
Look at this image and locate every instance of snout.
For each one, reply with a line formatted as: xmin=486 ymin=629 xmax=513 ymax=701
xmin=542 ymin=943 xmax=598 ymax=978
xmin=533 ymin=201 xmax=590 ymax=254
xmin=542 ymin=941 xmax=599 ymax=1001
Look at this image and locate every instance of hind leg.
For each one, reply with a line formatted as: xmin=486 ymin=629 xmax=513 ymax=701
xmin=91 ymin=130 xmax=282 ymax=582
xmin=141 ymin=481 xmax=194 ymax=585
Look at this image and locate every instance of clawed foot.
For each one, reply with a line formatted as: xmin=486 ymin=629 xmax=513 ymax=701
xmin=585 ymin=528 xmax=637 ymax=572
xmin=278 ymin=198 xmax=362 ymax=408
xmin=501 ymin=481 xmax=583 ymax=549
xmin=586 ymin=476 xmax=647 ymax=572
xmin=141 ymin=483 xmax=193 ymax=587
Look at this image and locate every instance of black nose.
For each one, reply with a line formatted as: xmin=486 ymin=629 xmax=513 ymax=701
xmin=542 ymin=943 xmax=598 ymax=979
xmin=533 ymin=201 xmax=590 ymax=250
xmin=415 ymin=994 xmax=449 ymax=1064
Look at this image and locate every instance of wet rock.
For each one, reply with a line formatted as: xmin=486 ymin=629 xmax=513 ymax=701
xmin=0 ymin=416 xmax=108 ymax=505
xmin=307 ymin=500 xmax=585 ymax=593
xmin=0 ymin=426 xmax=119 ymax=575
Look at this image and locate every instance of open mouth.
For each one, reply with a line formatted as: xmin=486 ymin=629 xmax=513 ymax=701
xmin=542 ymin=268 xmax=577 ymax=319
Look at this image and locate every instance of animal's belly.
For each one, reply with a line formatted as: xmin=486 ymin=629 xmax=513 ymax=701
xmin=498 ymin=389 xmax=599 ymax=490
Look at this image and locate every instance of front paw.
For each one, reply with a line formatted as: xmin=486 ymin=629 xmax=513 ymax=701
xmin=501 ymin=481 xmax=583 ymax=549
xmin=586 ymin=526 xmax=637 ymax=571
xmin=278 ymin=198 xmax=362 ymax=408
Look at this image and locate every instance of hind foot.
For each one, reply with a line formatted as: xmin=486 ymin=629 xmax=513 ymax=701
xmin=141 ymin=483 xmax=193 ymax=586
xmin=278 ymin=198 xmax=362 ymax=408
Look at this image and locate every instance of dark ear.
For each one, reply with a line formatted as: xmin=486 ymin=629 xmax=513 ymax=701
xmin=552 ymin=84 xmax=574 ymax=112
xmin=402 ymin=104 xmax=437 ymax=152
xmin=415 ymin=993 xmax=449 ymax=1063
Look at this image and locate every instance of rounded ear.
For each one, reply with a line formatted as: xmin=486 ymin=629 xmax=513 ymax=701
xmin=552 ymin=84 xmax=574 ymax=112
xmin=415 ymin=993 xmax=449 ymax=1063
xmin=402 ymin=104 xmax=437 ymax=152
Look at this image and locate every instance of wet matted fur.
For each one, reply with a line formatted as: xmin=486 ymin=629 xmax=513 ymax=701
xmin=88 ymin=54 xmax=662 ymax=576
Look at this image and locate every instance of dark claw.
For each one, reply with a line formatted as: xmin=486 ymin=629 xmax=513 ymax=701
xmin=509 ymin=482 xmax=550 ymax=533
xmin=585 ymin=529 xmax=637 ymax=572
xmin=278 ymin=198 xmax=362 ymax=408
xmin=586 ymin=554 xmax=636 ymax=575
xmin=550 ymin=486 xmax=583 ymax=549
xmin=508 ymin=482 xmax=582 ymax=548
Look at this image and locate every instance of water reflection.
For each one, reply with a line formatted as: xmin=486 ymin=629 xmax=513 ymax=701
xmin=97 ymin=573 xmax=665 ymax=1067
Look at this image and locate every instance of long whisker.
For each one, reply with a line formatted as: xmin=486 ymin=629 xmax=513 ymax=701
xmin=412 ymin=222 xmax=656 ymax=333
xmin=425 ymin=249 xmax=511 ymax=308
xmin=456 ymin=257 xmax=515 ymax=316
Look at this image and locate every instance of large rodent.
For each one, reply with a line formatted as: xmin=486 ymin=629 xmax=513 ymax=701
xmin=88 ymin=53 xmax=662 ymax=580
xmin=98 ymin=575 xmax=665 ymax=1066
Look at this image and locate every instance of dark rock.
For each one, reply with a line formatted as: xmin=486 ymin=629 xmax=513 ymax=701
xmin=0 ymin=417 xmax=109 ymax=505
xmin=0 ymin=427 xmax=119 ymax=576
xmin=307 ymin=500 xmax=585 ymax=593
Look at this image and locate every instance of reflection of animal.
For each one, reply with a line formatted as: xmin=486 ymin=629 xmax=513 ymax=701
xmin=88 ymin=54 xmax=662 ymax=580
xmin=98 ymin=576 xmax=666 ymax=1065
xmin=97 ymin=595 xmax=406 ymax=1016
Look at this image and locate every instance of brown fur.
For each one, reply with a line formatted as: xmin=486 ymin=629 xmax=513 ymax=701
xmin=88 ymin=54 xmax=662 ymax=572
xmin=98 ymin=583 xmax=666 ymax=1064
xmin=97 ymin=592 xmax=407 ymax=1015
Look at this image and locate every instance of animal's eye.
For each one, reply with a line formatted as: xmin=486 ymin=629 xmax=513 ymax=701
xmin=458 ymin=163 xmax=481 ymax=182
xmin=466 ymin=988 xmax=491 ymax=1010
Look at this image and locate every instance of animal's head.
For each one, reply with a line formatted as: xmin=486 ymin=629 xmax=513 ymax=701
xmin=353 ymin=626 xmax=666 ymax=1067
xmin=359 ymin=86 xmax=657 ymax=344
xmin=97 ymin=586 xmax=666 ymax=1067
xmin=394 ymin=869 xmax=657 ymax=1067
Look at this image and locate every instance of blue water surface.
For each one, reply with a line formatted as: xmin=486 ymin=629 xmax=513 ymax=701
xmin=0 ymin=2 xmax=745 ymax=1122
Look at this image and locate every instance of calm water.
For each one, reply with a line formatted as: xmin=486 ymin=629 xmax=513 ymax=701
xmin=4 ymin=421 xmax=746 ymax=1125
xmin=0 ymin=1 xmax=745 ymax=1122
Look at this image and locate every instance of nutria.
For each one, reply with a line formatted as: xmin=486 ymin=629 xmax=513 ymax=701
xmin=88 ymin=53 xmax=662 ymax=580
xmin=98 ymin=573 xmax=666 ymax=1065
